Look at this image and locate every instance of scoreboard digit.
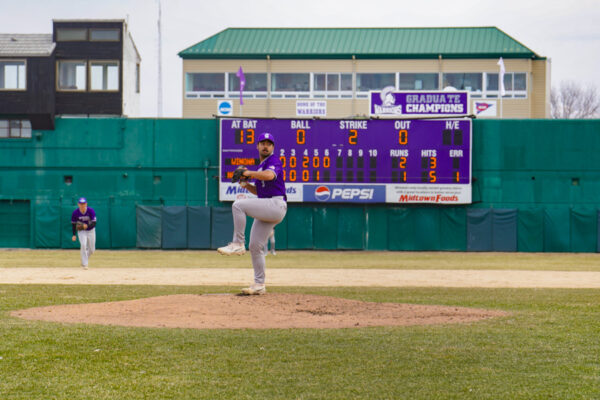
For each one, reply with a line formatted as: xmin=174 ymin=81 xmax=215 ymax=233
xmin=220 ymin=118 xmax=471 ymax=204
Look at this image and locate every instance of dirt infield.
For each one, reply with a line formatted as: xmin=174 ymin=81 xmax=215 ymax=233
xmin=2 ymin=267 xmax=600 ymax=288
xmin=7 ymin=266 xmax=598 ymax=329
xmin=10 ymin=293 xmax=508 ymax=329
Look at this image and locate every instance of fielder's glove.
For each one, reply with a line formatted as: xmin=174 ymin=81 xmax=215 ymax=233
xmin=231 ymin=166 xmax=248 ymax=183
xmin=76 ymin=222 xmax=85 ymax=231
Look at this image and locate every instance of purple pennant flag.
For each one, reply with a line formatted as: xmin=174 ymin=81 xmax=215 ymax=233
xmin=236 ymin=66 xmax=246 ymax=105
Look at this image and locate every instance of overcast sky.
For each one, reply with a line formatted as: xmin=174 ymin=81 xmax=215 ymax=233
xmin=1 ymin=0 xmax=598 ymax=117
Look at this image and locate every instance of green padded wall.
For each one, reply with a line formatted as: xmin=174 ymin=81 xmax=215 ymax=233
xmin=313 ymin=207 xmax=338 ymax=250
xmin=286 ymin=206 xmax=313 ymax=249
xmin=543 ymin=208 xmax=570 ymax=252
xmin=0 ymin=200 xmax=30 ymax=248
xmin=337 ymin=207 xmax=366 ymax=249
xmin=570 ymin=207 xmax=597 ymax=253
xmin=1 ymin=118 xmax=600 ymax=251
xmin=34 ymin=200 xmax=60 ymax=248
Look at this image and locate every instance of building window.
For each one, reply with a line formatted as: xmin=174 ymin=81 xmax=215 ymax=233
xmin=185 ymin=73 xmax=225 ymax=98
xmin=399 ymin=73 xmax=438 ymax=90
xmin=512 ymin=73 xmax=527 ymax=98
xmin=0 ymin=120 xmax=31 ymax=139
xmin=136 ymin=64 xmax=140 ymax=93
xmin=229 ymin=72 xmax=267 ymax=91
xmin=443 ymin=73 xmax=483 ymax=97
xmin=486 ymin=72 xmax=527 ymax=98
xmin=56 ymin=28 xmax=88 ymax=41
xmin=90 ymin=29 xmax=120 ymax=41
xmin=271 ymin=73 xmax=310 ymax=98
xmin=228 ymin=72 xmax=267 ymax=98
xmin=0 ymin=120 xmax=7 ymax=138
xmin=356 ymin=73 xmax=395 ymax=91
xmin=356 ymin=73 xmax=395 ymax=98
xmin=0 ymin=60 xmax=26 ymax=90
xmin=313 ymin=73 xmax=352 ymax=98
xmin=57 ymin=60 xmax=87 ymax=91
xmin=90 ymin=61 xmax=119 ymax=91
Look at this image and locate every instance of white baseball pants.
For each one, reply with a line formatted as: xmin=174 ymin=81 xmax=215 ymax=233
xmin=231 ymin=197 xmax=287 ymax=284
xmin=78 ymin=229 xmax=96 ymax=267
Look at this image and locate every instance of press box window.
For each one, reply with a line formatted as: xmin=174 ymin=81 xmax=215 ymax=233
xmin=58 ymin=61 xmax=87 ymax=91
xmin=443 ymin=73 xmax=483 ymax=94
xmin=228 ymin=73 xmax=267 ymax=91
xmin=399 ymin=73 xmax=438 ymax=90
xmin=313 ymin=73 xmax=352 ymax=98
xmin=356 ymin=73 xmax=395 ymax=92
xmin=313 ymin=74 xmax=352 ymax=91
xmin=0 ymin=60 xmax=26 ymax=90
xmin=185 ymin=73 xmax=225 ymax=91
xmin=486 ymin=72 xmax=527 ymax=98
xmin=271 ymin=73 xmax=310 ymax=92
xmin=90 ymin=61 xmax=119 ymax=91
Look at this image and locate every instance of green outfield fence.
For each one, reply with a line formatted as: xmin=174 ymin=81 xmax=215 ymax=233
xmin=1 ymin=117 xmax=599 ymax=251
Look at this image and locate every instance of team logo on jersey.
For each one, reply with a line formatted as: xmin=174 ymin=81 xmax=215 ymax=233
xmin=314 ymin=186 xmax=331 ymax=201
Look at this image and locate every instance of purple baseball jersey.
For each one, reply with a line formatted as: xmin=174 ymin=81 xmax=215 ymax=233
xmin=71 ymin=207 xmax=96 ymax=230
xmin=255 ymin=154 xmax=287 ymax=200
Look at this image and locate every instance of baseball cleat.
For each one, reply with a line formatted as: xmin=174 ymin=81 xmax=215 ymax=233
xmin=241 ymin=284 xmax=266 ymax=295
xmin=81 ymin=264 xmax=88 ymax=270
xmin=217 ymin=242 xmax=246 ymax=256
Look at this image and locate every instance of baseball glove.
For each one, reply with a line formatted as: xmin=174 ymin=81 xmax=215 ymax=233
xmin=76 ymin=222 xmax=85 ymax=231
xmin=231 ymin=166 xmax=248 ymax=183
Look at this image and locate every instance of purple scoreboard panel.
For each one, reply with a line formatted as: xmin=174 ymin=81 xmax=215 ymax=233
xmin=219 ymin=118 xmax=472 ymax=204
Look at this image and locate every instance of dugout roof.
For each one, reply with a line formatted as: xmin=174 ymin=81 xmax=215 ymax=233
xmin=178 ymin=27 xmax=543 ymax=60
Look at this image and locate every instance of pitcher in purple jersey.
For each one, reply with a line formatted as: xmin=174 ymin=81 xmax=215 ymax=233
xmin=71 ymin=197 xmax=97 ymax=269
xmin=218 ymin=132 xmax=287 ymax=295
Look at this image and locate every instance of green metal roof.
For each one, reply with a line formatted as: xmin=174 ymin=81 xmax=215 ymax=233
xmin=179 ymin=27 xmax=543 ymax=60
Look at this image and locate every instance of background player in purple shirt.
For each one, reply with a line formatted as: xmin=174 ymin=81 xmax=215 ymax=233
xmin=218 ymin=132 xmax=287 ymax=295
xmin=71 ymin=197 xmax=96 ymax=269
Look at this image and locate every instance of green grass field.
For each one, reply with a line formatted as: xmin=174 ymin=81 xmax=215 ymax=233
xmin=1 ymin=250 xmax=599 ymax=399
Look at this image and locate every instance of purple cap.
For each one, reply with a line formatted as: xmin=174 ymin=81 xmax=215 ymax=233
xmin=257 ymin=132 xmax=275 ymax=144
xmin=78 ymin=197 xmax=87 ymax=204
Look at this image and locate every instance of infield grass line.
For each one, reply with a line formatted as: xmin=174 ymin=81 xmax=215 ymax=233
xmin=1 ymin=249 xmax=600 ymax=271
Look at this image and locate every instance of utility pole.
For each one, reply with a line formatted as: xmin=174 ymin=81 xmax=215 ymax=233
xmin=157 ymin=0 xmax=163 ymax=117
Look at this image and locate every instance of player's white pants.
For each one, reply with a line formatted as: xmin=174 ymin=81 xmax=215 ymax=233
xmin=231 ymin=197 xmax=287 ymax=284
xmin=263 ymin=231 xmax=275 ymax=254
xmin=78 ymin=229 xmax=96 ymax=267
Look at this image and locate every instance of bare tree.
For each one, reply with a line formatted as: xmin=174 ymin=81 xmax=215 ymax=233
xmin=551 ymin=81 xmax=600 ymax=119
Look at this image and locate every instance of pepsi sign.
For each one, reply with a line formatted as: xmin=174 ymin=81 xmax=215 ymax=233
xmin=304 ymin=185 xmax=385 ymax=203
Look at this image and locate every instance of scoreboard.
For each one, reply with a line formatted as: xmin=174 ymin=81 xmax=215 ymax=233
xmin=219 ymin=118 xmax=472 ymax=204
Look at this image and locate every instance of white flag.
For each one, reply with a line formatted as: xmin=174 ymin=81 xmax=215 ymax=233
xmin=497 ymin=57 xmax=506 ymax=96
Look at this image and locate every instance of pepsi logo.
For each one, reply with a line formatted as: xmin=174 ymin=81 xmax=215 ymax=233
xmin=314 ymin=186 xmax=331 ymax=201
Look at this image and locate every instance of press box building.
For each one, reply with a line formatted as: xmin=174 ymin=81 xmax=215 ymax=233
xmin=178 ymin=27 xmax=550 ymax=119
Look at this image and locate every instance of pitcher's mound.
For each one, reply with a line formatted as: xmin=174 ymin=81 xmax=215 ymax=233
xmin=11 ymin=293 xmax=507 ymax=329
